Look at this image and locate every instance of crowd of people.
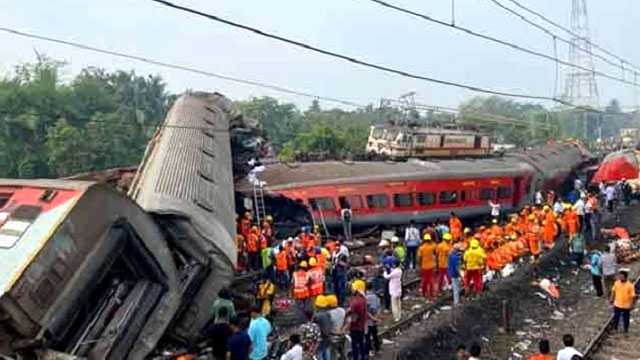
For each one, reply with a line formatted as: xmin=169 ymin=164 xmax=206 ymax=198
xmin=215 ymin=180 xmax=636 ymax=360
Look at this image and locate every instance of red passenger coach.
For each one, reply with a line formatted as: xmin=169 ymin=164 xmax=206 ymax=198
xmin=237 ymin=144 xmax=584 ymax=228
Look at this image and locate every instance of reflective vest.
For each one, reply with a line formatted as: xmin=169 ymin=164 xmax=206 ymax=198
xmin=326 ymin=241 xmax=336 ymax=255
xmin=247 ymin=233 xmax=258 ymax=253
xmin=301 ymin=233 xmax=311 ymax=249
xmin=292 ymin=270 xmax=309 ymax=299
xmin=309 ymin=267 xmax=324 ymax=296
xmin=241 ymin=218 xmax=251 ymax=237
xmin=275 ymin=251 xmax=288 ymax=271
xmin=450 ymin=218 xmax=462 ymax=239
xmin=317 ymin=251 xmax=326 ymax=270
xmin=259 ymin=234 xmax=267 ymax=250
xmin=528 ymin=224 xmax=541 ymax=255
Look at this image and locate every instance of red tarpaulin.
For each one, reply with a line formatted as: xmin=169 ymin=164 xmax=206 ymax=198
xmin=591 ymin=150 xmax=639 ymax=183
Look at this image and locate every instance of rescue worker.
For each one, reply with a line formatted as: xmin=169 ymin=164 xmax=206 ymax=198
xmin=528 ymin=215 xmax=542 ymax=261
xmin=261 ymin=215 xmax=273 ymax=243
xmin=236 ymin=234 xmax=246 ymax=273
xmin=240 ymin=211 xmax=251 ymax=239
xmin=463 ymin=239 xmax=486 ymax=294
xmin=308 ymin=257 xmax=325 ymax=306
xmin=417 ymin=233 xmax=437 ymax=299
xmin=564 ymin=206 xmax=579 ymax=239
xmin=292 ymin=261 xmax=310 ymax=315
xmin=247 ymin=226 xmax=260 ymax=271
xmin=261 ymin=243 xmax=274 ymax=283
xmin=392 ymin=236 xmax=406 ymax=267
xmin=449 ymin=212 xmax=463 ymax=241
xmin=437 ymin=233 xmax=452 ymax=294
xmin=490 ymin=219 xmax=503 ymax=238
xmin=312 ymin=224 xmax=322 ymax=247
xmin=255 ymin=275 xmax=276 ymax=317
xmin=301 ymin=226 xmax=311 ymax=250
xmin=275 ymin=245 xmax=289 ymax=289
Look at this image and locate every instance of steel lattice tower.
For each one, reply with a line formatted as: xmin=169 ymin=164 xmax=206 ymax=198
xmin=563 ymin=0 xmax=599 ymax=107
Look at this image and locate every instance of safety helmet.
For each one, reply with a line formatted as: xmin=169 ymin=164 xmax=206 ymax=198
xmin=309 ymin=257 xmax=317 ymax=267
xmin=313 ymin=224 xmax=320 ymax=231
xmin=351 ymin=279 xmax=366 ymax=293
xmin=543 ymin=205 xmax=550 ymax=211
xmin=391 ymin=236 xmax=400 ymax=243
xmin=300 ymin=261 xmax=308 ymax=268
xmin=463 ymin=227 xmax=471 ymax=234
xmin=492 ymin=219 xmax=498 ymax=224
xmin=315 ymin=246 xmax=322 ymax=254
xmin=378 ymin=239 xmax=390 ymax=248
xmin=470 ymin=239 xmax=480 ymax=249
xmin=251 ymin=226 xmax=259 ymax=232
xmin=265 ymin=215 xmax=273 ymax=222
xmin=528 ymin=214 xmax=535 ymax=220
xmin=443 ymin=233 xmax=452 ymax=241
xmin=423 ymin=233 xmax=432 ymax=241
xmin=326 ymin=294 xmax=338 ymax=307
xmin=315 ymin=295 xmax=328 ymax=308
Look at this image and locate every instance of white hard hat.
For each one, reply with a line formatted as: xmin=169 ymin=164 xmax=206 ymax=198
xmin=390 ymin=236 xmax=400 ymax=243
xmin=378 ymin=239 xmax=390 ymax=248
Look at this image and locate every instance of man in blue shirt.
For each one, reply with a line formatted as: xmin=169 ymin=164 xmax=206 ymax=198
xmin=590 ymin=248 xmax=603 ymax=297
xmin=227 ymin=316 xmax=251 ymax=360
xmin=248 ymin=307 xmax=271 ymax=360
xmin=448 ymin=244 xmax=463 ymax=307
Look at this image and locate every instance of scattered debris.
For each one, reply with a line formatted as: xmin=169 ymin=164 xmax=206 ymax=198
xmin=550 ymin=310 xmax=565 ymax=320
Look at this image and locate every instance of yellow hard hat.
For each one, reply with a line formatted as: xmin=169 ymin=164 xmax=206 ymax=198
xmin=300 ymin=261 xmax=308 ymax=268
xmin=443 ymin=233 xmax=452 ymax=241
xmin=315 ymin=295 xmax=328 ymax=308
xmin=423 ymin=233 xmax=432 ymax=241
xmin=251 ymin=226 xmax=259 ymax=232
xmin=492 ymin=219 xmax=498 ymax=224
xmin=309 ymin=257 xmax=317 ymax=267
xmin=463 ymin=227 xmax=471 ymax=234
xmin=313 ymin=224 xmax=320 ymax=230
xmin=543 ymin=205 xmax=550 ymax=211
xmin=326 ymin=294 xmax=338 ymax=307
xmin=351 ymin=279 xmax=366 ymax=293
xmin=470 ymin=239 xmax=480 ymax=248
xmin=266 ymin=215 xmax=273 ymax=222
xmin=528 ymin=214 xmax=535 ymax=220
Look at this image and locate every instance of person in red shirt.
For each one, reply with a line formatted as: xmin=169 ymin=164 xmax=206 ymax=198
xmin=529 ymin=339 xmax=553 ymax=360
xmin=344 ymin=280 xmax=367 ymax=360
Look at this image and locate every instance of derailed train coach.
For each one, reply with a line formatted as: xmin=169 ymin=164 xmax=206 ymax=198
xmin=0 ymin=92 xmax=251 ymax=359
xmin=237 ymin=143 xmax=584 ymax=228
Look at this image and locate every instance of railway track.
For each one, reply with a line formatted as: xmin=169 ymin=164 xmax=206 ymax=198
xmin=583 ymin=272 xmax=640 ymax=360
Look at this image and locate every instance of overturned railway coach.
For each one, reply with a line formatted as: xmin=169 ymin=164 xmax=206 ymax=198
xmin=238 ymin=144 xmax=584 ymax=228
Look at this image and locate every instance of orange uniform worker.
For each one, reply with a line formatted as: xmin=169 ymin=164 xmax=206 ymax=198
xmin=463 ymin=239 xmax=486 ymax=293
xmin=261 ymin=215 xmax=273 ymax=241
xmin=308 ymin=257 xmax=325 ymax=298
xmin=236 ymin=234 xmax=246 ymax=272
xmin=490 ymin=219 xmax=503 ymax=238
xmin=436 ymin=233 xmax=452 ymax=293
xmin=292 ymin=261 xmax=310 ymax=311
xmin=527 ymin=216 xmax=542 ymax=259
xmin=247 ymin=226 xmax=260 ymax=270
xmin=417 ymin=234 xmax=437 ymax=299
xmin=275 ymin=245 xmax=289 ymax=289
xmin=564 ymin=207 xmax=579 ymax=238
xmin=240 ymin=212 xmax=251 ymax=239
xmin=449 ymin=213 xmax=463 ymax=240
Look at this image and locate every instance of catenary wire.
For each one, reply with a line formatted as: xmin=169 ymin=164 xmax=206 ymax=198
xmin=362 ymin=0 xmax=639 ymax=88
xmin=485 ymin=0 xmax=629 ymax=73
xmin=505 ymin=0 xmax=640 ymax=73
xmin=144 ymin=0 xmax=603 ymax=112
xmin=0 ymin=27 xmax=366 ymax=109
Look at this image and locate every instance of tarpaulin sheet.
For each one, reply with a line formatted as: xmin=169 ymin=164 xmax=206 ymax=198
xmin=591 ymin=150 xmax=639 ymax=183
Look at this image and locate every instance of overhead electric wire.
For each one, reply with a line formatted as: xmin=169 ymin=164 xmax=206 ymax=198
xmin=485 ymin=0 xmax=630 ymax=73
xmin=505 ymin=0 xmax=640 ymax=73
xmin=0 ymin=27 xmax=366 ymax=109
xmin=144 ymin=0 xmax=604 ymax=112
xmin=362 ymin=0 xmax=639 ymax=88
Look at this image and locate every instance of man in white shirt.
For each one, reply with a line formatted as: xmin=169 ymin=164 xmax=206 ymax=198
xmin=535 ymin=191 xmax=543 ymax=206
xmin=557 ymin=334 xmax=582 ymax=360
xmin=605 ymin=184 xmax=616 ymax=213
xmin=404 ymin=221 xmax=421 ymax=269
xmin=280 ymin=334 xmax=303 ymax=360
xmin=574 ymin=197 xmax=585 ymax=231
xmin=488 ymin=200 xmax=500 ymax=220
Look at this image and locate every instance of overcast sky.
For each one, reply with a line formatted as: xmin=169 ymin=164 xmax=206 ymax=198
xmin=0 ymin=0 xmax=637 ymax=110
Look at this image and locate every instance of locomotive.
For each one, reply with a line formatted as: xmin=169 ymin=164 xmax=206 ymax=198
xmin=237 ymin=143 xmax=586 ymax=229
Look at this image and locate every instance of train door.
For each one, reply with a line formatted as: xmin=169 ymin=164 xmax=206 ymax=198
xmin=474 ymin=136 xmax=482 ymax=149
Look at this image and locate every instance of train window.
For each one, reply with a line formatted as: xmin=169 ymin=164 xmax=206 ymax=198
xmin=439 ymin=191 xmax=458 ymax=204
xmin=372 ymin=128 xmax=384 ymax=139
xmin=366 ymin=194 xmax=389 ymax=209
xmin=309 ymin=197 xmax=336 ymax=211
xmin=497 ymin=186 xmax=512 ymax=199
xmin=393 ymin=193 xmax=413 ymax=207
xmin=416 ymin=192 xmax=435 ymax=206
xmin=415 ymin=135 xmax=426 ymax=143
xmin=478 ymin=188 xmax=495 ymax=200
xmin=339 ymin=195 xmax=363 ymax=210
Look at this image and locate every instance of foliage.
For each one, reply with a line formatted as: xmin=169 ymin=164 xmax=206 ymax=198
xmin=0 ymin=56 xmax=169 ymax=178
